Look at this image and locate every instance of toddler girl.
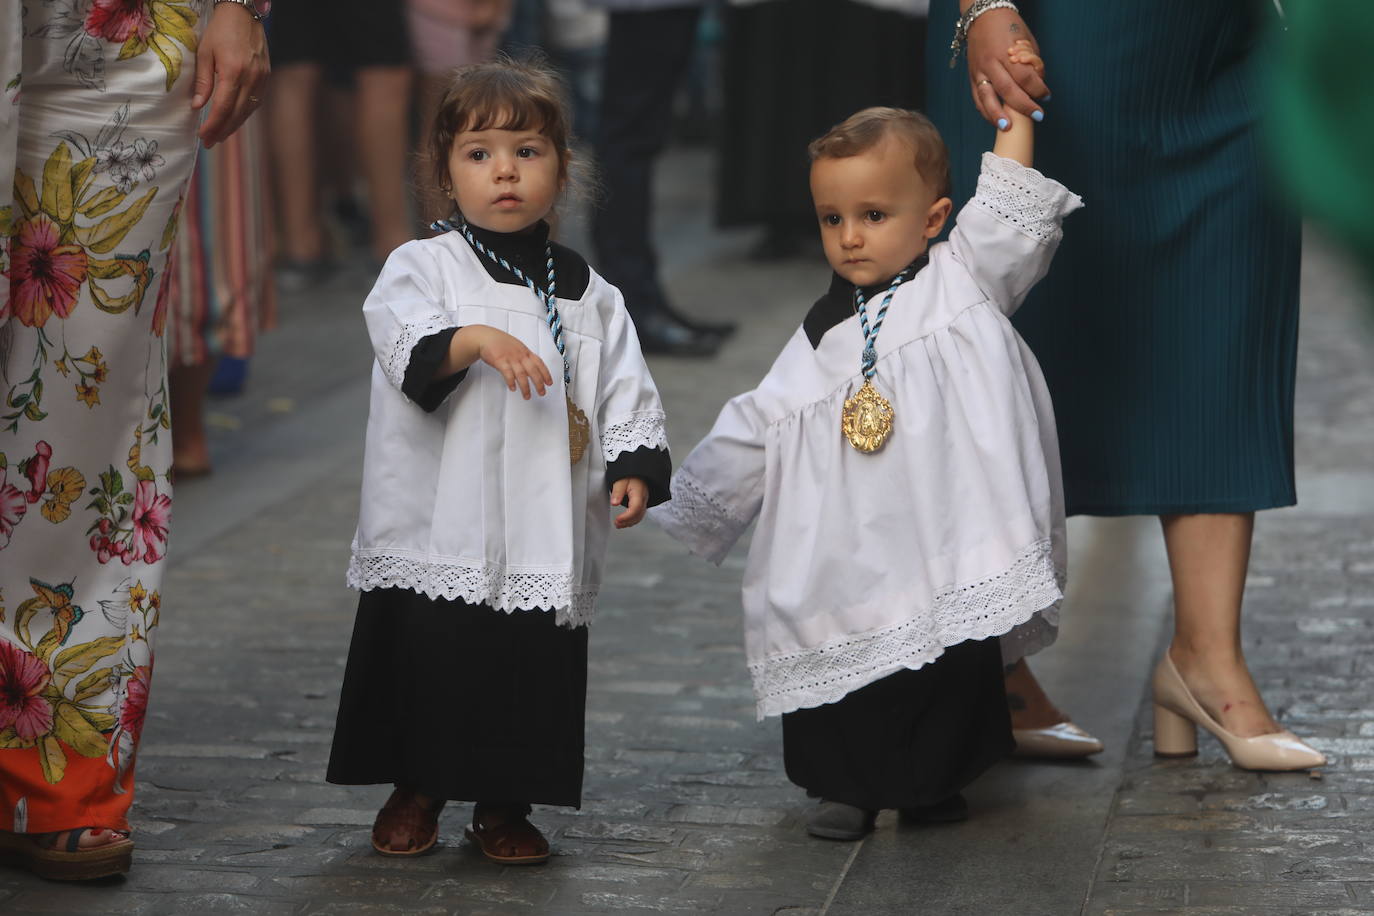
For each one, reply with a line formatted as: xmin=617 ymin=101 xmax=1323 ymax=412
xmin=652 ymin=81 xmax=1081 ymax=838
xmin=327 ymin=56 xmax=671 ymax=865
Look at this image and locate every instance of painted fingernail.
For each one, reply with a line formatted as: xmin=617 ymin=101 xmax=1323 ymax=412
xmin=997 ymin=117 xmax=1010 ymax=131
xmin=1031 ymin=109 xmax=1044 ymax=122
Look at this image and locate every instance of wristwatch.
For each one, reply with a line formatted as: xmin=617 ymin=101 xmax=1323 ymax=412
xmin=214 ymin=0 xmax=271 ymax=22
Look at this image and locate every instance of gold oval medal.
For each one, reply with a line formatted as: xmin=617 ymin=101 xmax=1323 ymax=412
xmin=841 ymin=380 xmax=894 ymax=453
xmin=567 ymin=395 xmax=591 ymax=465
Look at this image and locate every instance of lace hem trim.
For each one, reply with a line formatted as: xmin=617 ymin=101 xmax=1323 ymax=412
xmin=970 ymin=152 xmax=1084 ymax=245
xmin=382 ymin=314 xmax=462 ymax=392
xmin=602 ymin=411 xmax=668 ymax=462
xmin=748 ymin=537 xmax=1063 ymax=718
xmin=347 ymin=552 xmax=597 ymax=628
xmin=652 ymin=469 xmax=750 ymax=564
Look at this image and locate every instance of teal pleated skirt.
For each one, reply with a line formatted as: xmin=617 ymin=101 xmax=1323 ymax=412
xmin=926 ymin=1 xmax=1299 ymax=516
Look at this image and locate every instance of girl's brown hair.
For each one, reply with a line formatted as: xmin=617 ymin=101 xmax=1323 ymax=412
xmin=808 ymin=107 xmax=950 ymax=199
xmin=428 ymin=53 xmax=575 ymax=204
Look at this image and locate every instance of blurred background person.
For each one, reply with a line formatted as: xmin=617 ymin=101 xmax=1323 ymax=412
xmin=590 ymin=0 xmax=737 ymax=356
xmin=266 ymin=5 xmax=415 ymax=287
xmin=717 ymin=0 xmax=929 ymax=261
xmin=544 ymin=0 xmax=608 ymax=140
xmin=165 ymin=118 xmax=277 ymax=479
xmin=409 ymin=0 xmax=513 ymax=228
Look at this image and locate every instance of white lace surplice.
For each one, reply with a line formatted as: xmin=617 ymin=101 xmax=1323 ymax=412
xmin=349 ymin=235 xmax=668 ymax=627
xmin=652 ymin=153 xmax=1084 ymax=718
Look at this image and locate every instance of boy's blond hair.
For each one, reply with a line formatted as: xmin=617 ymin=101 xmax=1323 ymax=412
xmin=808 ymin=107 xmax=950 ymax=199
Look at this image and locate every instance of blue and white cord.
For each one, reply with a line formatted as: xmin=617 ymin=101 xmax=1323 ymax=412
xmin=854 ymin=269 xmax=910 ymax=380
xmin=433 ymin=218 xmax=570 ymax=386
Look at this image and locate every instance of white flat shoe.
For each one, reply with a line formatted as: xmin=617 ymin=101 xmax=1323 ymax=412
xmin=1012 ymin=721 xmax=1104 ymax=759
xmin=1152 ymin=652 xmax=1326 ymax=771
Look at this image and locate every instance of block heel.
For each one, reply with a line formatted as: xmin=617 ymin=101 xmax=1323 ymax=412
xmin=1150 ymin=652 xmax=1326 ymax=771
xmin=1152 ymin=702 xmax=1198 ymax=758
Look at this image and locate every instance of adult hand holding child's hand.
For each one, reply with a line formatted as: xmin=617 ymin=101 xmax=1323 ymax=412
xmin=965 ymin=8 xmax=1049 ymax=129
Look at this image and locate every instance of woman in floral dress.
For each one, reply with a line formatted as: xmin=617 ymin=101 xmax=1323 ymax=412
xmin=0 ymin=0 xmax=267 ymax=880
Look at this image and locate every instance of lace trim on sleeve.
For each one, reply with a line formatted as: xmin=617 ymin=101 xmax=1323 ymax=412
xmin=601 ymin=411 xmax=668 ymax=462
xmin=347 ymin=551 xmax=598 ymax=628
xmin=747 ymin=537 xmax=1063 ymax=719
xmin=381 ymin=313 xmax=462 ymax=393
xmin=652 ymin=469 xmax=751 ymax=565
xmin=969 ymin=151 xmax=1084 ymax=245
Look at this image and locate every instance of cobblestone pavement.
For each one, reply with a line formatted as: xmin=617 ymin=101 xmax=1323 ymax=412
xmin=0 ymin=150 xmax=1371 ymax=915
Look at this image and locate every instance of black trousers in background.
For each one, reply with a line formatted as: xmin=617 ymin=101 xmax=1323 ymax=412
xmin=717 ymin=0 xmax=927 ymax=231
xmin=327 ymin=589 xmax=588 ymax=808
xmin=591 ymin=6 xmax=703 ymax=321
xmin=782 ymin=638 xmax=1013 ymax=811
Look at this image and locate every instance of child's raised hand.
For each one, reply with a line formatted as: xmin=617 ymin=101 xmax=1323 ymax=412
xmin=1007 ymin=39 xmax=1045 ymax=79
xmin=470 ymin=326 xmax=555 ymax=399
xmin=610 ymin=477 xmax=649 ymax=529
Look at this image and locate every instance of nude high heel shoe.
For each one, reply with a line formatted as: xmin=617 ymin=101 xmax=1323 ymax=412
xmin=1011 ymin=721 xmax=1104 ymax=759
xmin=1151 ymin=653 xmax=1326 ymax=771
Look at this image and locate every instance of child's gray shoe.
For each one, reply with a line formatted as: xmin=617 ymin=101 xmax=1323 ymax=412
xmin=806 ymin=800 xmax=875 ymax=840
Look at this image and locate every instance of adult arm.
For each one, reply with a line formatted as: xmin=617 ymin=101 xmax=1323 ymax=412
xmin=193 ymin=1 xmax=271 ymax=148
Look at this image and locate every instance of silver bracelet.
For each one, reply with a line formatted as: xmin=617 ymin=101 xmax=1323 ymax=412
xmin=214 ymin=0 xmax=269 ymax=22
xmin=949 ymin=0 xmax=1019 ymax=68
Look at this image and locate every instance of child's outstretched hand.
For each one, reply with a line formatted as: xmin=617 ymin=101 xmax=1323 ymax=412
xmin=611 ymin=477 xmax=649 ymax=529
xmin=465 ymin=326 xmax=555 ymax=399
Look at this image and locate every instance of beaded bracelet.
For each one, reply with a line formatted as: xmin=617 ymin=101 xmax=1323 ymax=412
xmin=948 ymin=0 xmax=1019 ymax=68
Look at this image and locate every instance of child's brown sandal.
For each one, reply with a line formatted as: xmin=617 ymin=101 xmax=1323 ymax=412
xmin=370 ymin=788 xmax=445 ymax=857
xmin=465 ymin=806 xmax=550 ymax=865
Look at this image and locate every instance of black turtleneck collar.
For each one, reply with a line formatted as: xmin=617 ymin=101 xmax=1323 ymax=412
xmin=446 ymin=218 xmax=591 ymax=300
xmin=802 ymin=254 xmax=930 ymax=349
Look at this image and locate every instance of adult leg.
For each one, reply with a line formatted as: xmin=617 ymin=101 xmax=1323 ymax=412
xmin=1004 ymin=658 xmax=1067 ymax=728
xmin=355 ymin=65 xmax=415 ymax=263
xmin=1160 ymin=512 xmax=1278 ymax=738
xmin=593 ymin=7 xmax=726 ymax=353
xmin=0 ymin=0 xmax=202 ymax=875
xmin=267 ymin=62 xmax=326 ymax=263
xmin=170 ymin=362 xmax=216 ymax=476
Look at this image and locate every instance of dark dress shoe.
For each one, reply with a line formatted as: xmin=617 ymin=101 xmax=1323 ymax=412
xmin=635 ymin=312 xmax=722 ymax=357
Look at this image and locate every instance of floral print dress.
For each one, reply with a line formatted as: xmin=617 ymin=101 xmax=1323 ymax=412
xmin=0 ymin=0 xmax=205 ymax=835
